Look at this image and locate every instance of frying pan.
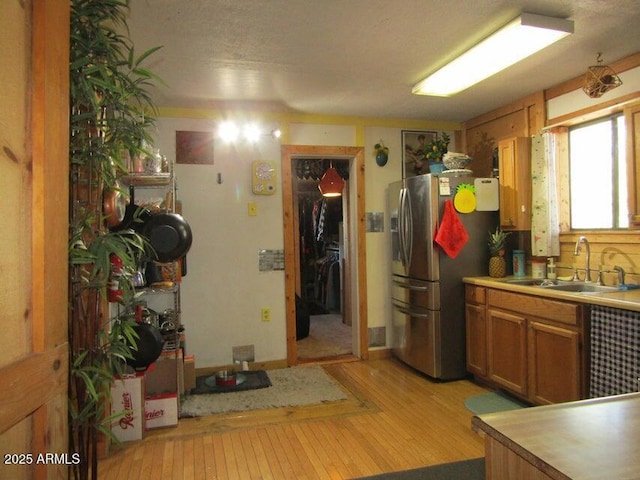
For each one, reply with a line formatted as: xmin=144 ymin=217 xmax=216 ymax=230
xmin=127 ymin=322 xmax=164 ymax=371
xmin=103 ymin=182 xmax=127 ymax=228
xmin=141 ymin=212 xmax=193 ymax=262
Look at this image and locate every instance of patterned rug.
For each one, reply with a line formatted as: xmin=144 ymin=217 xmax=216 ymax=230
xmin=180 ymin=365 xmax=348 ymax=417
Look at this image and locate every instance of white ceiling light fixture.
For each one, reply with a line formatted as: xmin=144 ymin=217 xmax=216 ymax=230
xmin=412 ymin=13 xmax=574 ymax=97
xmin=218 ymin=121 xmax=239 ymax=142
xmin=243 ymin=123 xmax=261 ymax=143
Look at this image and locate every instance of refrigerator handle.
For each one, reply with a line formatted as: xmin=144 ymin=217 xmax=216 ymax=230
xmin=398 ymin=188 xmax=407 ymax=267
xmin=392 ymin=301 xmax=430 ymax=319
xmin=403 ymin=188 xmax=413 ymax=266
xmin=392 ymin=279 xmax=429 ymax=291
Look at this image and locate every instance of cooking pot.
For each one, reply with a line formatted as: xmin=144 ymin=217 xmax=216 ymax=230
xmin=141 ymin=212 xmax=193 ymax=262
xmin=111 ymin=186 xmax=151 ymax=232
xmin=102 ymin=182 xmax=127 ymax=229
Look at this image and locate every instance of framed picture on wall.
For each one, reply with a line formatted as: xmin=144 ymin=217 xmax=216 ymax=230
xmin=176 ymin=130 xmax=214 ymax=165
xmin=401 ymin=130 xmax=437 ymax=178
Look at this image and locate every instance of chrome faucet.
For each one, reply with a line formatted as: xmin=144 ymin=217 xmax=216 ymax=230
xmin=573 ymin=236 xmax=592 ymax=282
xmin=613 ymin=265 xmax=625 ymax=286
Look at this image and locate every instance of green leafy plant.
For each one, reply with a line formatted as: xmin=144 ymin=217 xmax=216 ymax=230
xmin=425 ymin=132 xmax=451 ymax=162
xmin=69 ymin=1 xmax=162 ymax=478
xmin=488 ymin=226 xmax=510 ymax=256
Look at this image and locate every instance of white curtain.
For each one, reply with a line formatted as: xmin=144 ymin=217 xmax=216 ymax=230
xmin=531 ymin=132 xmax=560 ymax=257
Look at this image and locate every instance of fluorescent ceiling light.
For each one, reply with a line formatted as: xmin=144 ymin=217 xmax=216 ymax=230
xmin=412 ymin=13 xmax=574 ymax=97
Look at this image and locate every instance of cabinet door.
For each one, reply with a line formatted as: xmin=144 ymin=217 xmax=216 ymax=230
xmin=498 ymin=137 xmax=531 ymax=230
xmin=528 ymin=321 xmax=580 ymax=404
xmin=625 ymin=101 xmax=640 ymax=228
xmin=487 ymin=308 xmax=528 ymax=395
xmin=466 ymin=303 xmax=487 ymax=377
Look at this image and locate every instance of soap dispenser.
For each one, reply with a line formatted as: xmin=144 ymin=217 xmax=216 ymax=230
xmin=547 ymin=258 xmax=557 ymax=280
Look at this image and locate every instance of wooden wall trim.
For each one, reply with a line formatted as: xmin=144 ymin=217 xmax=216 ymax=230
xmin=463 ymin=92 xmax=541 ymax=130
xmin=280 ymin=145 xmax=368 ymax=364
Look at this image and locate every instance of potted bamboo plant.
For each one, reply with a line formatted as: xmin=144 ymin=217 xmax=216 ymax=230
xmin=69 ymin=1 xmax=162 ymax=478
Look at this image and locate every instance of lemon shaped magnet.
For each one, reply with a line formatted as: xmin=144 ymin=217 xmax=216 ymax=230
xmin=453 ymin=184 xmax=476 ymax=213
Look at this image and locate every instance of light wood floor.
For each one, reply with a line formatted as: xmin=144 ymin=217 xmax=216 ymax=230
xmin=98 ymin=358 xmax=489 ymax=479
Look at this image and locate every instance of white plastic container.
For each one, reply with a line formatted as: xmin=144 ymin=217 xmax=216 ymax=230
xmin=532 ymin=259 xmax=547 ymax=279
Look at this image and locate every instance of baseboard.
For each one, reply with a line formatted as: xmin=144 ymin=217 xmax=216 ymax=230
xmin=366 ymin=348 xmax=392 ymax=360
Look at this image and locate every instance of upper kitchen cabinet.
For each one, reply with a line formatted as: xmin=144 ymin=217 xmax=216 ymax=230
xmin=498 ymin=136 xmax=531 ymax=231
xmin=625 ymin=101 xmax=640 ymax=228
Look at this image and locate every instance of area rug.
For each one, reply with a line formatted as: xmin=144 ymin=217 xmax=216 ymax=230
xmin=190 ymin=370 xmax=271 ymax=395
xmin=354 ymin=458 xmax=485 ymax=480
xmin=180 ymin=365 xmax=348 ymax=417
xmin=464 ymin=391 xmax=528 ymax=415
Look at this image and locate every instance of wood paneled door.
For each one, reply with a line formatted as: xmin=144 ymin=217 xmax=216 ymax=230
xmin=0 ymin=2 xmax=69 ymax=479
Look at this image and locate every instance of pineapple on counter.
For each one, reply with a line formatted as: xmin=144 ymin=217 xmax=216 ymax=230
xmin=488 ymin=227 xmax=510 ymax=278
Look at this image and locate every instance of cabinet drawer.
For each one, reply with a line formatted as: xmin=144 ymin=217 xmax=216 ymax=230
xmin=487 ymin=289 xmax=581 ymax=326
xmin=465 ymin=285 xmax=486 ymax=305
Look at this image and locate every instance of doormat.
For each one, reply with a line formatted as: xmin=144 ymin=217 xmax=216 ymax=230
xmin=190 ymin=370 xmax=271 ymax=395
xmin=464 ymin=391 xmax=528 ymax=415
xmin=354 ymin=457 xmax=485 ymax=480
xmin=180 ymin=366 xmax=347 ymax=417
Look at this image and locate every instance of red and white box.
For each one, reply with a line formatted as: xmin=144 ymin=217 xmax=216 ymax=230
xmin=145 ymin=392 xmax=178 ymax=430
xmin=111 ymin=374 xmax=145 ymax=442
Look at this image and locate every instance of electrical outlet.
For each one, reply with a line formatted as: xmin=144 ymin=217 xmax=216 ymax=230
xmin=248 ymin=201 xmax=257 ymax=216
xmin=261 ymin=307 xmax=271 ymax=322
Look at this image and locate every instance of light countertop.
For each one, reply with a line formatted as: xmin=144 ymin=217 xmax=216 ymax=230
xmin=472 ymin=392 xmax=640 ymax=480
xmin=463 ymin=276 xmax=640 ymax=313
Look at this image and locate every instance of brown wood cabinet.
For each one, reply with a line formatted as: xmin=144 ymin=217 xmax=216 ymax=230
xmin=465 ymin=286 xmax=487 ymax=377
xmin=487 ymin=307 xmax=528 ymax=396
xmin=625 ymin=101 xmax=640 ymax=228
xmin=465 ymin=285 xmax=588 ymax=404
xmin=498 ymin=136 xmax=531 ymax=230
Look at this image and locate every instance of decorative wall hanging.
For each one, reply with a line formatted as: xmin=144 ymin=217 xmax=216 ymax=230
xmin=373 ymin=141 xmax=389 ymax=166
xmin=402 ymin=130 xmax=437 ymax=178
xmin=176 ymin=130 xmax=214 ymax=164
xmin=582 ymin=53 xmax=623 ymax=99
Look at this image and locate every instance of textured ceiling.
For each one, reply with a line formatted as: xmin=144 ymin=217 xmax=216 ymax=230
xmin=127 ymin=0 xmax=640 ymax=123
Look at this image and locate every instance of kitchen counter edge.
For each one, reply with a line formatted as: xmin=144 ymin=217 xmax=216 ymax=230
xmin=463 ymin=276 xmax=640 ymax=313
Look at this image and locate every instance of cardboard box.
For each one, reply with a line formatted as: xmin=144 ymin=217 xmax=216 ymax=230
xmin=184 ymin=355 xmax=196 ymax=393
xmin=145 ymin=350 xmax=182 ymax=396
xmin=111 ymin=374 xmax=144 ymax=442
xmin=145 ymin=393 xmax=178 ymax=429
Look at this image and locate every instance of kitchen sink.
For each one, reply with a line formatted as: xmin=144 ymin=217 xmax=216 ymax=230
xmin=503 ymin=278 xmax=619 ymax=293
xmin=504 ymin=279 xmax=559 ymax=287
xmin=542 ymin=283 xmax=619 ymax=293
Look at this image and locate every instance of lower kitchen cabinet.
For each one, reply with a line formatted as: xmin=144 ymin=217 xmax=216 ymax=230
xmin=528 ymin=320 xmax=580 ymax=404
xmin=487 ymin=308 xmax=528 ymax=396
xmin=465 ymin=284 xmax=588 ymax=405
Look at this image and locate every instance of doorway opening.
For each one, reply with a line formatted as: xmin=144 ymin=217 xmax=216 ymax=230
xmin=294 ymin=159 xmax=352 ymax=361
xmin=281 ymin=145 xmax=368 ymax=366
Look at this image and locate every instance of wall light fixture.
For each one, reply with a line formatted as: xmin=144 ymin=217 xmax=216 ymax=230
xmin=412 ymin=13 xmax=574 ymax=97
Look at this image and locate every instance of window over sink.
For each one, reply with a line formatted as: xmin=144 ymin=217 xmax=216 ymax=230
xmin=569 ymin=114 xmax=628 ymax=229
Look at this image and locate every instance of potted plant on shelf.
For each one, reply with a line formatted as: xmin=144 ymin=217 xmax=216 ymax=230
xmin=69 ymin=1 xmax=162 ymax=478
xmin=425 ymin=132 xmax=450 ymax=173
xmin=488 ymin=227 xmax=510 ymax=278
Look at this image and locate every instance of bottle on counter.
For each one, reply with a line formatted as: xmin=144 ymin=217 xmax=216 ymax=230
xmin=513 ymin=250 xmax=526 ymax=277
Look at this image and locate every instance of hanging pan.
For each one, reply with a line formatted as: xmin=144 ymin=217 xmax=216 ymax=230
xmin=141 ymin=212 xmax=193 ymax=262
xmin=102 ymin=182 xmax=128 ymax=229
xmin=111 ymin=185 xmax=151 ymax=232
xmin=126 ymin=322 xmax=164 ymax=371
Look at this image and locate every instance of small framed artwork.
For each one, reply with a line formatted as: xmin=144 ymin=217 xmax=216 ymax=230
xmin=402 ymin=130 xmax=437 ymax=178
xmin=176 ymin=130 xmax=214 ymax=165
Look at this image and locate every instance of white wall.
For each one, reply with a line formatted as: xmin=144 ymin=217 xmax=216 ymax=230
xmin=151 ymin=116 xmax=456 ymax=367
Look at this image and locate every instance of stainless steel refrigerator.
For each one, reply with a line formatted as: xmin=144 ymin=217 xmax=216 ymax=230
xmin=389 ymin=173 xmax=497 ymax=380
